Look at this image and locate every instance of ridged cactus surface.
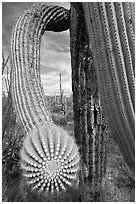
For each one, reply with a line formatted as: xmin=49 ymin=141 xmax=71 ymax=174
xmin=10 ymin=4 xmax=69 ymax=132
xmin=81 ymin=2 xmax=135 ymax=172
xmin=21 ymin=123 xmax=80 ymax=193
xmin=10 ymin=2 xmax=135 ymax=200
xmin=10 ymin=4 xmax=80 ymax=194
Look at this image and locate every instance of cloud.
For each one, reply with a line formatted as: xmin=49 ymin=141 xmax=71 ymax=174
xmin=44 ymin=31 xmax=70 ymax=52
xmin=40 ymin=30 xmax=71 ymax=92
xmin=40 ymin=42 xmax=70 ymax=75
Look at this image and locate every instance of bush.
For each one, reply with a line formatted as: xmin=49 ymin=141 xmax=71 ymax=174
xmin=51 ymin=113 xmax=68 ymax=126
xmin=51 ymin=105 xmax=63 ymax=114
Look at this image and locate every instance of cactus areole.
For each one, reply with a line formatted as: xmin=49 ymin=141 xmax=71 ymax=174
xmin=10 ymin=2 xmax=134 ymax=195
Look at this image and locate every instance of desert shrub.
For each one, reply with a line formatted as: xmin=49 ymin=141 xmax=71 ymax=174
xmin=2 ymin=93 xmax=25 ymax=202
xmin=51 ymin=113 xmax=68 ymax=126
xmin=101 ymin=134 xmax=135 ymax=202
xmin=65 ymin=110 xmax=74 ymax=121
xmin=51 ymin=105 xmax=63 ymax=114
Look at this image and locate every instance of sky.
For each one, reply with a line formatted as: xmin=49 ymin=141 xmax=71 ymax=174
xmin=2 ymin=2 xmax=72 ymax=96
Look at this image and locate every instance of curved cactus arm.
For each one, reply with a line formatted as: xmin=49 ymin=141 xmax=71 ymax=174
xmin=10 ymin=4 xmax=69 ymax=132
xmin=10 ymin=4 xmax=81 ymax=195
xmin=82 ymin=2 xmax=135 ymax=172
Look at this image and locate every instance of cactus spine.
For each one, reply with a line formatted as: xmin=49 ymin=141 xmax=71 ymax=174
xmin=10 ymin=4 xmax=80 ymax=194
xmin=82 ymin=2 xmax=135 ymax=172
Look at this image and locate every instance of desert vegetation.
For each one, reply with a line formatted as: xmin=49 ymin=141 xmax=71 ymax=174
xmin=2 ymin=2 xmax=135 ymax=202
xmin=2 ymin=83 xmax=134 ymax=201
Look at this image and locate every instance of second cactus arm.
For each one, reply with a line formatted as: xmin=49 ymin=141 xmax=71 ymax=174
xmin=82 ymin=2 xmax=135 ymax=172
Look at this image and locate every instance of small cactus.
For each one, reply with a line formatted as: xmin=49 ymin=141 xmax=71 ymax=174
xmin=21 ymin=122 xmax=80 ymax=193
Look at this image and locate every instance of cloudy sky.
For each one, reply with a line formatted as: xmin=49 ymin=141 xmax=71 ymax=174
xmin=2 ymin=2 xmax=72 ymax=96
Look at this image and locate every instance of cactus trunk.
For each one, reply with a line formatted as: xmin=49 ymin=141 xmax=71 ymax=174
xmin=81 ymin=2 xmax=135 ymax=172
xmin=70 ymin=5 xmax=108 ymax=197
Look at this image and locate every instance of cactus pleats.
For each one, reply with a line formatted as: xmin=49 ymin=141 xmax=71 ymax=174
xmin=10 ymin=4 xmax=69 ymax=132
xmin=21 ymin=123 xmax=80 ymax=193
xmin=82 ymin=2 xmax=135 ymax=172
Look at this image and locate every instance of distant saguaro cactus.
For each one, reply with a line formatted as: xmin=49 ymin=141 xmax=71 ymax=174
xmin=10 ymin=4 xmax=80 ymax=195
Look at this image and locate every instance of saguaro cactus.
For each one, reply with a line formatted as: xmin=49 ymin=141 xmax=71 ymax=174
xmin=80 ymin=2 xmax=135 ymax=172
xmin=10 ymin=4 xmax=80 ymax=195
xmin=9 ymin=2 xmax=134 ymax=201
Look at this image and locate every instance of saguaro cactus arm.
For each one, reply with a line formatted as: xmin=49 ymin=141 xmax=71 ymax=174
xmin=80 ymin=2 xmax=135 ymax=172
xmin=10 ymin=4 xmax=80 ymax=194
xmin=10 ymin=4 xmax=69 ymax=132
